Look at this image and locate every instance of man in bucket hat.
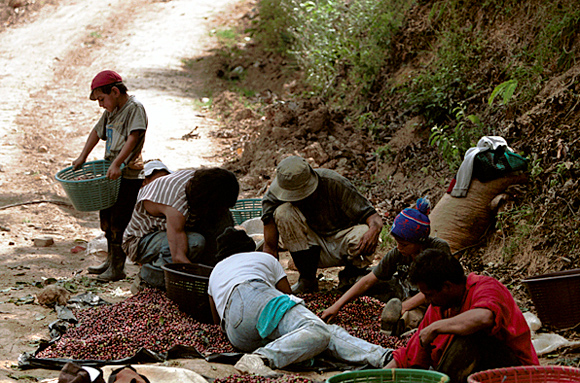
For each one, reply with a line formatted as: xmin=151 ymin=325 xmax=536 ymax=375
xmin=261 ymin=156 xmax=383 ymax=293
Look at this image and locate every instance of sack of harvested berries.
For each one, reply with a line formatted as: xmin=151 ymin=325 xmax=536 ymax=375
xmin=430 ymin=172 xmax=527 ymax=254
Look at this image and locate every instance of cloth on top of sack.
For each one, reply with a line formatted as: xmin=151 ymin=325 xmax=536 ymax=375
xmin=451 ymin=136 xmax=512 ymax=197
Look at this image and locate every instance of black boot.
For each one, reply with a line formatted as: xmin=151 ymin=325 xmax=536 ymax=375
xmin=96 ymin=244 xmax=127 ymax=282
xmin=87 ymin=239 xmax=111 ymax=274
xmin=290 ymin=246 xmax=320 ymax=293
xmin=87 ymin=255 xmax=111 ymax=274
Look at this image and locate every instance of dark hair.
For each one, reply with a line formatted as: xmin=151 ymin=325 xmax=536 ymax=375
xmin=99 ymin=81 xmax=128 ymax=95
xmin=409 ymin=249 xmax=466 ymax=291
xmin=185 ymin=167 xmax=239 ymax=216
xmin=216 ymin=227 xmax=256 ymax=261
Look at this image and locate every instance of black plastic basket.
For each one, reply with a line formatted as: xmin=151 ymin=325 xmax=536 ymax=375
xmin=522 ymin=269 xmax=580 ymax=329
xmin=161 ymin=263 xmax=214 ymax=324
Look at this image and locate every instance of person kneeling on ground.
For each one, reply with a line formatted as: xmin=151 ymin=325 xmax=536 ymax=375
xmin=261 ymin=156 xmax=383 ymax=294
xmin=321 ymin=198 xmax=451 ymax=336
xmin=384 ymin=249 xmax=539 ymax=383
xmin=208 ymin=228 xmax=393 ymax=375
xmin=122 ymin=167 xmax=239 ymax=289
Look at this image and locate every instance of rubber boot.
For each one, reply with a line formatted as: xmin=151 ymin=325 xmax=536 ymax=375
xmin=87 ymin=255 xmax=111 ymax=274
xmin=290 ymin=246 xmax=320 ymax=294
xmin=87 ymin=240 xmax=111 ymax=274
xmin=380 ymin=297 xmax=402 ymax=335
xmin=96 ymin=244 xmax=126 ymax=282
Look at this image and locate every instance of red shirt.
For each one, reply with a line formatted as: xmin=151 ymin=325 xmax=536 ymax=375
xmin=393 ymin=273 xmax=539 ymax=368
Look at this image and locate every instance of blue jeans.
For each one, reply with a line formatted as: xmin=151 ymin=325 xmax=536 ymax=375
xmin=224 ymin=280 xmax=392 ymax=369
xmin=136 ymin=231 xmax=205 ymax=286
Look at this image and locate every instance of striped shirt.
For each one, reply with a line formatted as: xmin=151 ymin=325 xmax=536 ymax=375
xmin=122 ymin=170 xmax=195 ymax=262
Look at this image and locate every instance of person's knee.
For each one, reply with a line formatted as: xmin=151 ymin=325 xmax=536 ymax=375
xmin=273 ymin=202 xmax=297 ymax=224
xmin=304 ymin=321 xmax=332 ymax=350
xmin=186 ymin=232 xmax=206 ymax=261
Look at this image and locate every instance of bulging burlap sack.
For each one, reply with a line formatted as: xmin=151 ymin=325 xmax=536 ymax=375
xmin=430 ymin=172 xmax=527 ymax=254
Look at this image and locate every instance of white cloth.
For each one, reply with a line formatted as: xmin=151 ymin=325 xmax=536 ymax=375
xmin=451 ymin=136 xmax=513 ymax=197
xmin=208 ymin=251 xmax=287 ymax=320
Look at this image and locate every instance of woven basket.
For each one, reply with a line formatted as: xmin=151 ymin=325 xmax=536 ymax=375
xmin=522 ymin=269 xmax=580 ymax=329
xmin=161 ymin=263 xmax=214 ymax=324
xmin=326 ymin=369 xmax=450 ymax=383
xmin=230 ymin=198 xmax=262 ymax=225
xmin=55 ymin=160 xmax=122 ymax=212
xmin=467 ymin=365 xmax=580 ymax=383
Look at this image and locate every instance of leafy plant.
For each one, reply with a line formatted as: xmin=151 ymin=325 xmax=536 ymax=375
xmin=488 ymin=79 xmax=518 ymax=106
xmin=428 ymin=105 xmax=487 ymax=171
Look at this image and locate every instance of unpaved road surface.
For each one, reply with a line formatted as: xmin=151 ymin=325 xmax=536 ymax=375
xmin=0 ymin=0 xmax=255 ymax=381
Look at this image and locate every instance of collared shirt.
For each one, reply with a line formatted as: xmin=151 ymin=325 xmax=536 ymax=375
xmin=262 ymin=168 xmax=376 ymax=236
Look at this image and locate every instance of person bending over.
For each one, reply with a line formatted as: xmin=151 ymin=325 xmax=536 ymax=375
xmin=208 ymin=228 xmax=393 ymax=375
xmin=385 ymin=249 xmax=538 ymax=383
xmin=322 ymin=198 xmax=450 ymax=336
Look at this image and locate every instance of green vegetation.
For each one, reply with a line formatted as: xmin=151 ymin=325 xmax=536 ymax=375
xmin=247 ymin=0 xmax=580 ymax=166
xmin=212 ymin=0 xmax=580 ymax=264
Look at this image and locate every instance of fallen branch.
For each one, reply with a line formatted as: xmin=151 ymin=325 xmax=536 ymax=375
xmin=0 ymin=200 xmax=72 ymax=211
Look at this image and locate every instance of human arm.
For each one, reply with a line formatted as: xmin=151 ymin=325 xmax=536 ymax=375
xmin=384 ymin=359 xmax=399 ymax=368
xmin=107 ymin=130 xmax=142 ymax=180
xmin=354 ymin=212 xmax=383 ymax=256
xmin=402 ymin=292 xmax=426 ymax=314
xmin=142 ymin=200 xmax=191 ymax=264
xmin=262 ymin=220 xmax=279 ymax=259
xmin=419 ymin=308 xmax=494 ymax=348
xmin=209 ymin=295 xmax=221 ymax=326
xmin=321 ymin=271 xmax=379 ymax=323
xmin=275 ymin=276 xmax=292 ymax=294
xmin=72 ymin=129 xmax=100 ymax=170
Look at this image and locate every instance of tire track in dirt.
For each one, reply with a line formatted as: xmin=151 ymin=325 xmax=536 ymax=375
xmin=0 ymin=0 xmax=237 ymax=380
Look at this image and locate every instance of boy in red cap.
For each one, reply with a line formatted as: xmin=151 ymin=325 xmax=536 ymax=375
xmin=73 ymin=70 xmax=148 ymax=282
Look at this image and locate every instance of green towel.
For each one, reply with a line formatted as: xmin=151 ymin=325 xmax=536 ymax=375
xmin=256 ymin=295 xmax=298 ymax=338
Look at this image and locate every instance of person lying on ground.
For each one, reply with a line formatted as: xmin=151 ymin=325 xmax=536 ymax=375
xmin=321 ymin=198 xmax=451 ymax=336
xmin=261 ymin=155 xmax=383 ymax=294
xmin=384 ymin=248 xmax=539 ymax=383
xmin=208 ymin=227 xmax=394 ymax=375
xmin=75 ymin=70 xmax=148 ymax=282
xmin=122 ymin=167 xmax=239 ymax=289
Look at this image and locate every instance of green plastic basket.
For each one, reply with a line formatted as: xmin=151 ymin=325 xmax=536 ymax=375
xmin=55 ymin=160 xmax=122 ymax=212
xmin=327 ymin=369 xmax=450 ymax=383
xmin=230 ymin=198 xmax=262 ymax=225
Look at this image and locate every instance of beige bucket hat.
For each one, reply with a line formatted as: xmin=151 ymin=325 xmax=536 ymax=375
xmin=268 ymin=156 xmax=319 ymax=201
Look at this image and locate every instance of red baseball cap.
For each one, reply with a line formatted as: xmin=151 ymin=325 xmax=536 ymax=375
xmin=89 ymin=70 xmax=123 ymax=100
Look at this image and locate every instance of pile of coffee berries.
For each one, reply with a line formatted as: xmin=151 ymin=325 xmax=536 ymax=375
xmin=37 ymin=287 xmax=234 ymax=360
xmin=301 ymin=291 xmax=408 ymax=349
xmin=37 ymin=288 xmax=407 ymax=361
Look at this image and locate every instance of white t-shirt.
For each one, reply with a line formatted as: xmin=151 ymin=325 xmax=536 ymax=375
xmin=208 ymin=251 xmax=287 ymax=320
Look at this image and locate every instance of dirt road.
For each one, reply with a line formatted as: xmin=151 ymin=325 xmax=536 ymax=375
xmin=0 ymin=0 xmax=241 ymax=380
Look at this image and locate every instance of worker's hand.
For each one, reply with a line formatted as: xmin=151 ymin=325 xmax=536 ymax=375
xmin=321 ymin=305 xmax=340 ymax=323
xmin=106 ymin=163 xmax=122 ymax=180
xmin=72 ymin=157 xmax=85 ymax=170
xmin=355 ymin=228 xmax=380 ymax=256
xmin=418 ymin=323 xmax=438 ymax=350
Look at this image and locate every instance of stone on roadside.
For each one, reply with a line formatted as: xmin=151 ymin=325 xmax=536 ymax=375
xmin=34 ymin=236 xmax=54 ymax=247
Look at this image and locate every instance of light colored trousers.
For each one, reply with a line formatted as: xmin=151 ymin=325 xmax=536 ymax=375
xmin=224 ymin=280 xmax=392 ymax=369
xmin=274 ymin=203 xmax=375 ymax=268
